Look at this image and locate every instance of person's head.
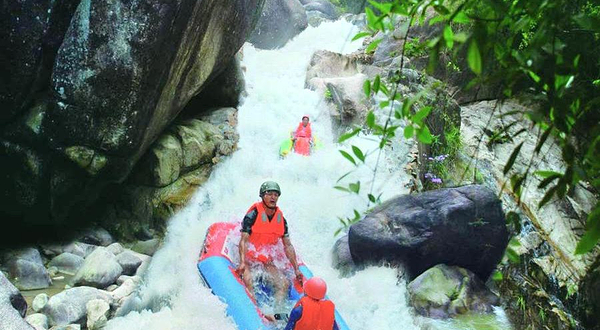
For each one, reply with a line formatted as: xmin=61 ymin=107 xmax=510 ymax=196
xmin=259 ymin=181 xmax=281 ymax=209
xmin=304 ymin=277 xmax=327 ymax=300
xmin=301 ymin=115 xmax=309 ymax=126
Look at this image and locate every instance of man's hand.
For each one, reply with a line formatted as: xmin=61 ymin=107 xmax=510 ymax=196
xmin=295 ymin=268 xmax=303 ymax=285
xmin=237 ymin=261 xmax=247 ymax=276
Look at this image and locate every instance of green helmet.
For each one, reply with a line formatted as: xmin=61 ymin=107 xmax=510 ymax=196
xmin=259 ymin=181 xmax=281 ymax=197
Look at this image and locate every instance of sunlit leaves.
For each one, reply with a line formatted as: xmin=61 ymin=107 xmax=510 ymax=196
xmin=575 ymin=204 xmax=600 ymax=254
xmin=467 ymin=40 xmax=482 ymax=75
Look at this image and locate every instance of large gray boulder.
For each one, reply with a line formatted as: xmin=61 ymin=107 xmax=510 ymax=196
xmin=48 ymin=253 xmax=84 ymax=276
xmin=346 ymin=185 xmax=508 ymax=280
xmin=407 ymin=264 xmax=500 ymax=318
xmin=115 ymin=251 xmax=143 ymax=276
xmin=248 ymin=0 xmax=308 ymax=49
xmin=0 ymin=0 xmax=265 ymax=249
xmin=71 ymin=248 xmax=122 ymax=289
xmin=43 ymin=287 xmax=111 ymax=327
xmin=5 ymin=248 xmax=51 ymax=290
xmin=0 ymin=271 xmax=31 ymax=330
xmin=304 ymin=0 xmax=338 ymax=19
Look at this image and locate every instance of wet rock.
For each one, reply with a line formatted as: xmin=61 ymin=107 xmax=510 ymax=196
xmin=48 ymin=253 xmax=84 ymax=276
xmin=43 ymin=286 xmax=111 ymax=327
xmin=131 ymin=134 xmax=182 ymax=187
xmin=407 ymin=264 xmax=500 ymax=318
xmin=304 ymin=0 xmax=338 ymax=19
xmin=0 ymin=0 xmax=264 ymax=249
xmin=131 ymin=239 xmax=161 ymax=257
xmin=62 ymin=242 xmax=96 ymax=259
xmin=348 ymin=185 xmax=508 ymax=280
xmin=32 ymin=293 xmax=49 ymax=313
xmin=249 ymin=0 xmax=308 ymax=49
xmin=78 ymin=228 xmax=114 ymax=247
xmin=174 ymin=119 xmax=219 ymax=171
xmin=111 ymin=277 xmax=141 ymax=308
xmin=71 ymin=248 xmax=122 ymax=289
xmin=331 ymin=234 xmax=356 ymax=276
xmin=0 ymin=271 xmax=30 ymax=330
xmin=26 ymin=313 xmax=48 ymax=330
xmin=105 ymin=243 xmax=124 ymax=256
xmin=86 ymin=299 xmax=110 ymax=330
xmin=115 ymin=251 xmax=143 ymax=276
xmin=6 ymin=248 xmax=51 ymax=290
xmin=49 ymin=325 xmax=80 ymax=330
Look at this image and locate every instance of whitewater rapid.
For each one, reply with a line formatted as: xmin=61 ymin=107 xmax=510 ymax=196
xmin=105 ymin=19 xmax=510 ymax=330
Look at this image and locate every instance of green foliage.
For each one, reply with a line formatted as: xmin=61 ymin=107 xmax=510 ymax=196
xmin=347 ymin=0 xmax=600 ymax=253
xmin=325 ymin=88 xmax=333 ymax=100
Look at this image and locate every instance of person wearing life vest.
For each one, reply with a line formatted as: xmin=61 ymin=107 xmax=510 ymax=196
xmin=237 ymin=181 xmax=302 ymax=308
xmin=284 ymin=277 xmax=339 ymax=330
xmin=291 ymin=115 xmax=314 ymax=156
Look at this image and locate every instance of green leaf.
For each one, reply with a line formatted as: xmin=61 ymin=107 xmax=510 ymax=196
xmin=453 ymin=32 xmax=468 ymax=43
xmin=365 ymin=7 xmax=378 ymax=30
xmin=334 ymin=186 xmax=351 ymax=192
xmin=336 ymin=170 xmax=354 ymax=183
xmin=366 ymin=38 xmax=383 ymax=54
xmin=503 ymin=142 xmax=523 ymax=175
xmin=443 ymin=25 xmax=454 ymax=49
xmin=363 ymin=80 xmax=371 ymax=98
xmin=366 ymin=111 xmax=375 ymax=128
xmin=453 ymin=11 xmax=470 ymax=24
xmin=404 ymin=125 xmax=414 ymax=139
xmin=352 ymin=32 xmax=371 ymax=41
xmin=349 ymin=181 xmax=361 ymax=194
xmin=534 ymin=170 xmax=562 ymax=179
xmin=368 ymin=0 xmax=393 ymax=14
xmin=417 ymin=125 xmax=433 ymax=144
xmin=412 ymin=106 xmax=432 ymax=124
xmin=368 ymin=194 xmax=376 ymax=203
xmin=373 ymin=75 xmax=381 ymax=93
xmin=506 ymin=247 xmax=520 ymax=264
xmin=338 ymin=127 xmax=361 ymax=143
xmin=575 ymin=204 xmax=600 ymax=254
xmin=352 ymin=145 xmax=366 ymax=162
xmin=339 ymin=150 xmax=357 ymax=165
xmin=506 ymin=211 xmax=522 ymax=232
xmin=379 ymin=100 xmax=390 ymax=109
xmin=492 ymin=270 xmax=503 ymax=281
xmin=467 ymin=40 xmax=482 ymax=75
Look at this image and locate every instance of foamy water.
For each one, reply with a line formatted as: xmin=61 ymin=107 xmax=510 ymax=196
xmin=105 ymin=19 xmax=511 ymax=330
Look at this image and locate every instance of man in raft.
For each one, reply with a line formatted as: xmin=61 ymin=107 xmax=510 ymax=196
xmin=284 ymin=277 xmax=339 ymax=330
xmin=291 ymin=115 xmax=314 ymax=156
xmin=237 ymin=181 xmax=303 ymax=314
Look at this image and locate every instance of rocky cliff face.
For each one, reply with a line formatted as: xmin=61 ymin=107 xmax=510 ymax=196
xmin=0 ymin=0 xmax=264 ymax=248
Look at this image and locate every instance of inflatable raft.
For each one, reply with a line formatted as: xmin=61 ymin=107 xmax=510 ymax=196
xmin=279 ymin=135 xmax=323 ymax=158
xmin=197 ymin=222 xmax=350 ymax=330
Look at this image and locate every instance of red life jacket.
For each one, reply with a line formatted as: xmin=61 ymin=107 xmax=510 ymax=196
xmin=247 ymin=202 xmax=285 ymax=248
xmin=293 ymin=296 xmax=335 ymax=330
xmin=294 ymin=122 xmax=312 ymax=139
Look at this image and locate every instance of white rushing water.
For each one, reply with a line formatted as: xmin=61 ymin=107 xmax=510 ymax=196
xmin=106 ymin=19 xmax=511 ymax=330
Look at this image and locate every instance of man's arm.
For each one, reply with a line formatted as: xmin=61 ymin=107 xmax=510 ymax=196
xmin=282 ymin=236 xmax=301 ymax=281
xmin=238 ymin=232 xmax=250 ymax=272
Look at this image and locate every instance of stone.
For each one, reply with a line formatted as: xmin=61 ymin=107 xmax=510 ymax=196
xmin=71 ymin=248 xmax=123 ymax=289
xmin=78 ymin=227 xmax=114 ymax=246
xmin=48 ymin=253 xmax=84 ymax=276
xmin=43 ymin=286 xmax=111 ymax=327
xmin=86 ymin=299 xmax=110 ymax=330
xmin=115 ymin=251 xmax=143 ymax=276
xmin=105 ymin=243 xmax=124 ymax=256
xmin=331 ymin=234 xmax=356 ymax=276
xmin=6 ymin=248 xmax=51 ymax=290
xmin=408 ymin=264 xmax=500 ymax=318
xmin=304 ymin=0 xmax=338 ymax=19
xmin=131 ymin=239 xmax=161 ymax=257
xmin=32 ymin=293 xmax=49 ymax=312
xmin=348 ymin=185 xmax=508 ymax=280
xmin=26 ymin=313 xmax=48 ymax=330
xmin=248 ymin=0 xmax=308 ymax=49
xmin=62 ymin=242 xmax=96 ymax=259
xmin=0 ymin=271 xmax=30 ymax=330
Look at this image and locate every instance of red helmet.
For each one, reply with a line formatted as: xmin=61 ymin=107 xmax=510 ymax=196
xmin=304 ymin=277 xmax=327 ymax=300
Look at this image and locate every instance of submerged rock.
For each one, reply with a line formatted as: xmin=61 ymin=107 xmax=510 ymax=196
xmin=248 ymin=0 xmax=308 ymax=49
